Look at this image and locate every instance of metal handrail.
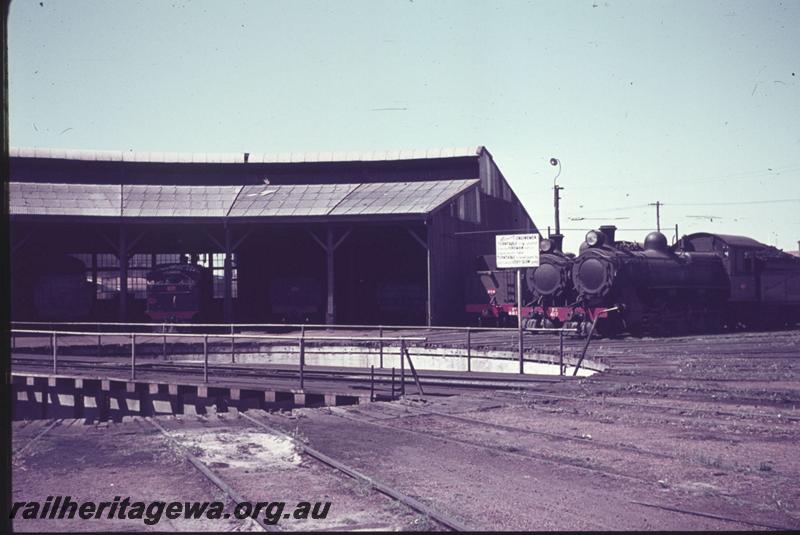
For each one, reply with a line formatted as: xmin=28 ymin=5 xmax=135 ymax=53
xmin=12 ymin=328 xmax=429 ymax=391
xmin=10 ymin=329 xmax=425 ymax=343
xmin=12 ymin=321 xmax=597 ymax=386
xmin=10 ymin=320 xmax=577 ymax=334
xmin=11 ymin=329 xmax=592 ymax=370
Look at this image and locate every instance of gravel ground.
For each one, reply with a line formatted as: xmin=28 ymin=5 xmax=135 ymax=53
xmin=12 ymin=413 xmax=438 ymax=532
xmin=12 ymin=418 xmax=245 ymax=532
xmin=252 ymin=329 xmax=800 ymax=530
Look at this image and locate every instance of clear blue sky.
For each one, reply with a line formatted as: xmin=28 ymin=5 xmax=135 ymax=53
xmin=8 ymin=0 xmax=800 ymax=252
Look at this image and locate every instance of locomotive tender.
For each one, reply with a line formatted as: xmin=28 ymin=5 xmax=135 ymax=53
xmin=465 ymin=254 xmax=532 ymax=326
xmin=679 ymin=232 xmax=800 ymax=329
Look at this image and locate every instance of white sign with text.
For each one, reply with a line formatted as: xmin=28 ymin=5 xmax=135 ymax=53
xmin=495 ymin=234 xmax=540 ymax=268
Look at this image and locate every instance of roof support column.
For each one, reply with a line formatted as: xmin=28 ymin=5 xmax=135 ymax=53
xmin=224 ymin=222 xmax=233 ymax=323
xmin=326 ymin=229 xmax=335 ymax=324
xmin=208 ymin=224 xmax=251 ymax=324
xmin=309 ymin=228 xmax=352 ymax=325
xmin=118 ymin=226 xmax=128 ymax=323
xmin=426 ymin=227 xmax=432 ymax=326
xmin=102 ymin=227 xmax=144 ymax=323
xmin=406 ymin=225 xmax=432 ymax=326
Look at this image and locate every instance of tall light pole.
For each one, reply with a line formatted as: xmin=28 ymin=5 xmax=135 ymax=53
xmin=550 ymin=158 xmax=563 ymax=236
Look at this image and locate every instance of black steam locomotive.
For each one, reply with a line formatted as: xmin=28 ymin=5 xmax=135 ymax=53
xmin=525 ymin=234 xmax=577 ymax=328
xmin=31 ymin=255 xmax=95 ymax=321
xmin=470 ymin=226 xmax=800 ymax=336
xmin=268 ymin=274 xmax=323 ymax=323
xmin=145 ymin=263 xmax=213 ymax=323
xmin=571 ymin=228 xmax=731 ymax=335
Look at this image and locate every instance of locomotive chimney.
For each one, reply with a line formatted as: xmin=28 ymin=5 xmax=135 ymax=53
xmin=599 ymin=225 xmax=617 ymax=244
xmin=550 ymin=233 xmax=564 ymax=253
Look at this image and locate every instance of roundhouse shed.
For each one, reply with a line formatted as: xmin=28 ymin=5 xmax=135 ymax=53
xmin=9 ymin=146 xmax=537 ymax=326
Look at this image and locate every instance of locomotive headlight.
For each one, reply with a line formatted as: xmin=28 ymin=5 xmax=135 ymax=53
xmin=540 ymin=238 xmax=553 ymax=254
xmin=585 ymin=230 xmax=603 ymax=247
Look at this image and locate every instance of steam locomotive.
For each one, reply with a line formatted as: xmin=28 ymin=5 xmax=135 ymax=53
xmin=30 ymin=255 xmax=95 ymax=321
xmin=525 ymin=234 xmax=577 ymax=329
xmin=468 ymin=226 xmax=800 ymax=336
xmin=145 ymin=263 xmax=213 ymax=323
xmin=268 ymin=275 xmax=323 ymax=323
xmin=570 ymin=227 xmax=731 ymax=335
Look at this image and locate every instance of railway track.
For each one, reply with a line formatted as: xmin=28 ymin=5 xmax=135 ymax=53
xmin=320 ymin=403 xmax=798 ymax=530
xmin=12 ymin=419 xmax=62 ymax=460
xmin=145 ymin=412 xmax=467 ymax=531
xmin=282 ymin=404 xmax=795 ymax=530
xmin=359 ymin=399 xmax=800 ymax=479
xmin=143 ymin=417 xmax=271 ymax=532
xmin=333 ymin=399 xmax=794 ymax=483
xmin=497 ymin=391 xmax=800 ymax=423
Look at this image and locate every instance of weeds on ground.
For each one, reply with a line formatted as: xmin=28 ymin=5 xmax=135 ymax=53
xmin=409 ymin=514 xmax=438 ymax=531
xmin=696 ymin=454 xmax=725 ymax=470
xmin=290 ymin=425 xmax=308 ymax=444
xmin=349 ymin=478 xmax=373 ymax=498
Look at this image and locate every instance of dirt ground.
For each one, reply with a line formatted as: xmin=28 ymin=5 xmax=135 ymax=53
xmin=12 ymin=329 xmax=800 ymax=531
xmin=11 ymin=412 xmax=438 ymax=532
xmin=248 ymin=330 xmax=800 ymax=530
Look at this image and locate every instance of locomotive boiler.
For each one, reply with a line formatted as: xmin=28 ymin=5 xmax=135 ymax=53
xmin=572 ymin=228 xmax=730 ymax=335
xmin=524 ymin=234 xmax=577 ymax=328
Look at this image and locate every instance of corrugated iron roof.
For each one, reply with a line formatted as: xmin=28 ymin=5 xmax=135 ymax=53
xmin=9 ymin=183 xmax=121 ymax=216
xmin=122 ymin=185 xmax=242 ymax=217
xmin=11 ymin=146 xmax=483 ymax=164
xmin=9 ymin=179 xmax=479 ymax=219
xmin=330 ymin=179 xmax=478 ymax=215
xmin=229 ymin=184 xmax=358 ymax=217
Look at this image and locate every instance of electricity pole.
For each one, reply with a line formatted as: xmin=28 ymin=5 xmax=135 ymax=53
xmin=649 ymin=201 xmax=662 ymax=232
xmin=550 ymin=158 xmax=563 ymax=235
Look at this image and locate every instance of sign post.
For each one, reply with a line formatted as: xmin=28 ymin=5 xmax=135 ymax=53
xmin=495 ymin=234 xmax=540 ymax=374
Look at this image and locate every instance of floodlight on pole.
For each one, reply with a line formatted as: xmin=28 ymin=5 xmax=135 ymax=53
xmin=550 ymin=158 xmax=563 ymax=236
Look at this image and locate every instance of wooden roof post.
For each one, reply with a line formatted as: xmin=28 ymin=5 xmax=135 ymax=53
xmin=224 ymin=221 xmax=233 ymax=323
xmin=118 ymin=225 xmax=128 ymax=322
xmin=406 ymin=225 xmax=431 ymax=326
xmin=326 ymin=228 xmax=335 ymax=325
